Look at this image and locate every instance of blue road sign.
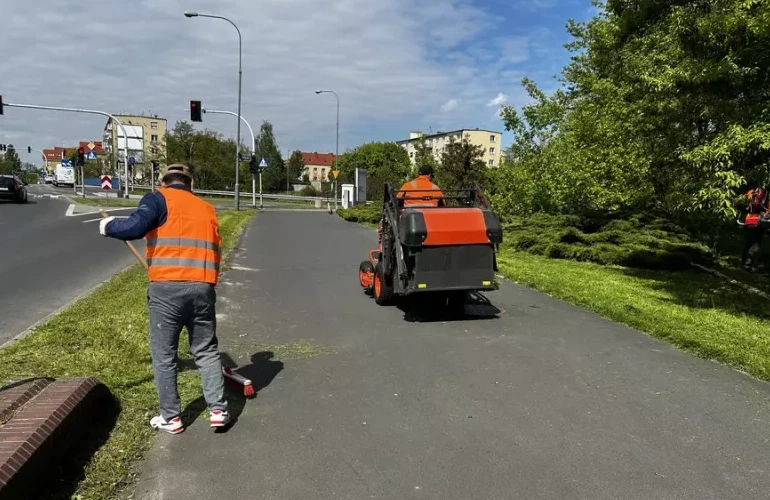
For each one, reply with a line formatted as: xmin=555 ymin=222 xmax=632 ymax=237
xmin=258 ymin=158 xmax=268 ymax=171
xmin=61 ymin=159 xmax=71 ymax=167
xmin=85 ymin=151 xmax=97 ymax=160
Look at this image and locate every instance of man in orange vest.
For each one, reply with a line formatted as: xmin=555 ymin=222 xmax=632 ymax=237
xmin=99 ymin=164 xmax=230 ymax=434
xmin=397 ymin=164 xmax=445 ymax=207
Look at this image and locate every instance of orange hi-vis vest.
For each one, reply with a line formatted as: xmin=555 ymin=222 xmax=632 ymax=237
xmin=145 ymin=187 xmax=222 ymax=284
xmin=398 ymin=175 xmax=444 ymax=207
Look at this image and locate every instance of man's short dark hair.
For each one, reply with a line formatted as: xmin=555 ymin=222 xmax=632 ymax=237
xmin=418 ymin=164 xmax=434 ymax=176
xmin=162 ymin=172 xmax=192 ymax=186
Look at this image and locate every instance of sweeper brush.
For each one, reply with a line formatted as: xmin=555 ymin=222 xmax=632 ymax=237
xmin=223 ymin=366 xmax=255 ymax=397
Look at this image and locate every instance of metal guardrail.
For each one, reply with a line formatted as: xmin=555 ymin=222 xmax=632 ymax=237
xmin=130 ymin=185 xmax=330 ymax=202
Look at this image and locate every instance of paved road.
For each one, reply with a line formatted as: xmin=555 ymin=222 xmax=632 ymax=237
xmin=135 ymin=211 xmax=770 ymax=500
xmin=0 ymin=185 xmax=141 ymax=345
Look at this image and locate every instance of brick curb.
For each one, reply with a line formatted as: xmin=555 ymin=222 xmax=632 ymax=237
xmin=0 ymin=377 xmax=116 ymax=500
xmin=0 ymin=378 xmax=54 ymax=424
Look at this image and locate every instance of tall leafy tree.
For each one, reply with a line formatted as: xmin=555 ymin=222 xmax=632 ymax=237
xmin=254 ymin=121 xmax=285 ymax=192
xmin=335 ymin=141 xmax=411 ymax=200
xmin=436 ymin=136 xmax=488 ymax=192
xmin=287 ymin=150 xmax=305 ymax=185
xmin=0 ymin=147 xmax=22 ymax=174
xmin=411 ymin=133 xmax=438 ymax=177
xmin=494 ymin=0 xmax=770 ymax=234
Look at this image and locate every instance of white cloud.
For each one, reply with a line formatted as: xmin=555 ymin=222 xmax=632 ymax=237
xmin=0 ymin=0 xmax=536 ymax=164
xmin=486 ymin=93 xmax=509 ymax=107
xmin=498 ymin=36 xmax=531 ymax=64
xmin=440 ymin=99 xmax=459 ymax=113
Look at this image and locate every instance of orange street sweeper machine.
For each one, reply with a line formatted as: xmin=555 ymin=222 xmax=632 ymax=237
xmin=358 ymin=181 xmax=503 ymax=309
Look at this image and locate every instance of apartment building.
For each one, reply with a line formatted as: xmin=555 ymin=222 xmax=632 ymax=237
xmin=300 ymin=152 xmax=337 ymax=182
xmin=102 ymin=114 xmax=167 ymax=168
xmin=396 ymin=128 xmax=503 ymax=167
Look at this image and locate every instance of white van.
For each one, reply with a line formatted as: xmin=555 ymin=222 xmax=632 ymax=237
xmin=53 ymin=163 xmax=75 ymax=187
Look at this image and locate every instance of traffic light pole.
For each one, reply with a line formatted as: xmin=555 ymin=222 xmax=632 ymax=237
xmin=2 ymin=102 xmax=131 ymax=198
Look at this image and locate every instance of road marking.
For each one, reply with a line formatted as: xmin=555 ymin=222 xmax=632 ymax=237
xmin=66 ymin=206 xmax=135 ymax=217
xmin=65 ymin=204 xmax=75 ymax=217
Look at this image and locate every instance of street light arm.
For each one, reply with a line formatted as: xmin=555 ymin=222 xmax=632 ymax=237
xmin=202 ymin=108 xmax=255 ymax=151
xmin=5 ymin=102 xmax=131 ymax=195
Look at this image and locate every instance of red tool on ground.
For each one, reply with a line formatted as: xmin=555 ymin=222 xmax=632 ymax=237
xmin=223 ymin=367 xmax=255 ymax=397
xmin=99 ymin=209 xmax=256 ymax=398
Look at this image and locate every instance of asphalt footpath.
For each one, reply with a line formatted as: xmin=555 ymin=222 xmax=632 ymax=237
xmin=133 ymin=211 xmax=770 ymax=500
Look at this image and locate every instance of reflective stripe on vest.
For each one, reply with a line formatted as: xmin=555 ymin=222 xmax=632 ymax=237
xmin=146 ymin=237 xmax=221 ymax=254
xmin=145 ymin=187 xmax=222 ymax=284
xmin=147 ymin=257 xmax=220 ymax=272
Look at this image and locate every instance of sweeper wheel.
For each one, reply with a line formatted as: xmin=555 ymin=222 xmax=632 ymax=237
xmin=359 ymin=260 xmax=375 ymax=295
xmin=373 ymin=262 xmax=395 ymax=305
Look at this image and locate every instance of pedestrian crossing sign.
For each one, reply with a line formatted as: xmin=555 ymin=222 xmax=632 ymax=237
xmin=259 ymin=158 xmax=268 ymax=168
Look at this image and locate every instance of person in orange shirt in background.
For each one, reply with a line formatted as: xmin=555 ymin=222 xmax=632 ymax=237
xmin=397 ymin=164 xmax=445 ymax=208
xmin=376 ymin=164 xmax=446 ymax=242
xmin=741 ymin=185 xmax=769 ymax=272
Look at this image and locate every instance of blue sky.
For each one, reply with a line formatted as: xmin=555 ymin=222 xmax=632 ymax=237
xmin=0 ymin=0 xmax=598 ymax=167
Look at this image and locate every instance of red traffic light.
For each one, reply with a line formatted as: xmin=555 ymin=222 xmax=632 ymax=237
xmin=190 ymin=100 xmax=202 ymax=122
xmin=78 ymin=147 xmax=84 ymax=155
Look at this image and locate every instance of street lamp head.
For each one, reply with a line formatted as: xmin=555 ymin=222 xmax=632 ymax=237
xmin=184 ymin=11 xmax=198 ymax=17
xmin=315 ymin=90 xmax=323 ymax=94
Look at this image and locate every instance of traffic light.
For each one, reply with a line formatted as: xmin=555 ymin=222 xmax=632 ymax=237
xmin=27 ymin=146 xmax=31 ymax=154
xmin=190 ymin=100 xmax=202 ymax=122
xmin=152 ymin=160 xmax=159 ymax=173
xmin=0 ymin=95 xmax=3 ymax=115
xmin=249 ymin=154 xmax=257 ymax=174
xmin=77 ymin=147 xmax=85 ymax=166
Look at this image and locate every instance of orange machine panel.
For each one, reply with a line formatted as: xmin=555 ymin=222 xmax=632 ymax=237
xmin=419 ymin=208 xmax=491 ymax=246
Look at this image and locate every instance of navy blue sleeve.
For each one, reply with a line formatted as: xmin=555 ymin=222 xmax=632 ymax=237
xmin=105 ymin=192 xmax=166 ymax=241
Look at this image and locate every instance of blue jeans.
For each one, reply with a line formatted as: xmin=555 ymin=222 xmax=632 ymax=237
xmin=147 ymin=281 xmax=228 ymax=421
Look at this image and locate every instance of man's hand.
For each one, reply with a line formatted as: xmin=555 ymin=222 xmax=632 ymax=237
xmin=99 ymin=216 xmax=116 ymax=236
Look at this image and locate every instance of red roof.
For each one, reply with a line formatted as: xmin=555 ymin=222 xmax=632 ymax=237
xmin=42 ymin=142 xmax=104 ymax=160
xmin=300 ymin=152 xmax=336 ymax=167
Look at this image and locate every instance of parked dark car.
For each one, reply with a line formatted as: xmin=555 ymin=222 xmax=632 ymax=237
xmin=0 ymin=175 xmax=28 ymax=203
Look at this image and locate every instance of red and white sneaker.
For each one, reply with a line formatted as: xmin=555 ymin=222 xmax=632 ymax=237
xmin=150 ymin=415 xmax=184 ymax=435
xmin=210 ymin=409 xmax=231 ymax=428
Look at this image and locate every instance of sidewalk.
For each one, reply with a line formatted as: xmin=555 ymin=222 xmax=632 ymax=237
xmin=132 ymin=211 xmax=770 ymax=500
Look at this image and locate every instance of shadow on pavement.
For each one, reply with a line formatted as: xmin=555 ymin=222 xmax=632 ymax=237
xmin=397 ymin=291 xmax=502 ymax=323
xmin=179 ymin=352 xmax=284 ymax=432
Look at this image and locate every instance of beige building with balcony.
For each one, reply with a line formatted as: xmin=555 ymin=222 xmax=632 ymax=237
xmin=397 ymin=128 xmax=503 ymax=168
xmin=103 ymin=114 xmax=167 ymax=179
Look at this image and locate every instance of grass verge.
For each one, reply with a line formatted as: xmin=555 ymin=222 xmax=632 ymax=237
xmin=0 ymin=209 xmax=254 ymax=499
xmin=336 ymin=205 xmax=770 ymax=382
xmin=497 ymin=249 xmax=770 ymax=381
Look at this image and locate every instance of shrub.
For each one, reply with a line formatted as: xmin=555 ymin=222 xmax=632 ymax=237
xmin=299 ymin=185 xmax=319 ymax=197
xmin=501 ymin=212 xmax=714 ymax=270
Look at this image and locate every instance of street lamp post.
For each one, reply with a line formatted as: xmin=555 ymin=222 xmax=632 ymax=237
xmin=202 ymin=107 xmax=260 ymax=208
xmin=315 ymin=90 xmax=339 ymax=211
xmin=185 ymin=11 xmax=243 ymax=211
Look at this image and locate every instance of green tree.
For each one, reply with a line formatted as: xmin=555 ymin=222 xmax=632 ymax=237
xmin=335 ymin=141 xmax=411 ymax=200
xmin=411 ymin=133 xmax=438 ymax=177
xmin=436 ymin=135 xmax=488 ymax=192
xmin=0 ymin=147 xmax=22 ymax=174
xmin=287 ymin=150 xmax=306 ymax=187
xmin=254 ymin=121 xmax=285 ymax=192
xmin=494 ymin=0 xmax=770 ymax=236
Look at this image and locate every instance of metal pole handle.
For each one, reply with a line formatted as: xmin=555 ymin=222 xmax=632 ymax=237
xmin=99 ymin=210 xmax=148 ymax=270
